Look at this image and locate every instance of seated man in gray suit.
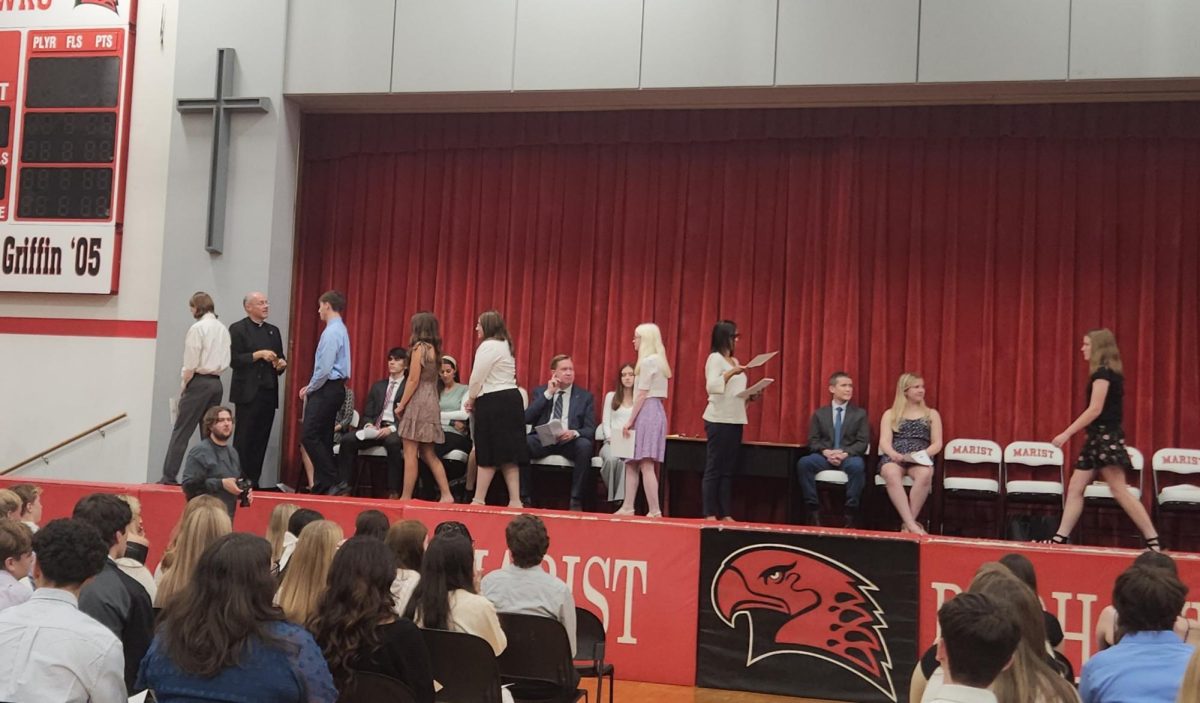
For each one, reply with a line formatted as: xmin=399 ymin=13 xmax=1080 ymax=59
xmin=797 ymin=371 xmax=871 ymax=528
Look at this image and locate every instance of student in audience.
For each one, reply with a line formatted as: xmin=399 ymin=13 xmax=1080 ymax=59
xmin=138 ymin=533 xmax=337 ymax=703
xmin=355 ymin=509 xmax=390 ymax=541
xmin=277 ymin=507 xmax=324 ymax=576
xmin=335 ymin=347 xmax=407 ymax=498
xmin=595 ymin=362 xmax=635 ymax=504
xmin=1178 ymin=647 xmax=1200 ymax=703
xmin=396 ymin=312 xmax=455 ymax=502
xmin=1047 ymin=329 xmax=1160 ymax=549
xmin=308 ymin=536 xmax=435 ymax=702
xmin=1096 ymin=551 xmax=1200 ymax=650
xmin=617 ymin=323 xmax=671 ymax=518
xmin=702 ymin=320 xmax=764 ymax=522
xmin=266 ymin=503 xmax=299 ymax=572
xmin=524 ymin=353 xmax=598 ymax=511
xmin=385 ymin=519 xmax=427 ymax=615
xmin=9 ymin=483 xmax=43 ymax=532
xmin=0 ymin=489 xmax=21 ymax=521
xmin=0 ymin=519 xmax=34 ymax=612
xmin=113 ymin=495 xmax=155 ymax=602
xmin=997 ymin=554 xmax=1067 ymax=655
xmin=878 ymin=372 xmax=943 ymax=534
xmin=156 ymin=495 xmax=226 ymax=580
xmin=433 ymin=520 xmax=473 ymax=542
xmin=929 ymin=592 xmax=1022 ymax=703
xmin=468 ymin=310 xmax=528 ymax=507
xmin=276 ymin=519 xmax=343 ymax=625
xmin=181 ymin=406 xmax=248 ymax=518
xmin=73 ymin=493 xmax=155 ymax=694
xmin=405 ymin=533 xmax=507 ymax=655
xmin=436 ymin=355 xmax=472 ymax=461
xmin=0 ymin=518 xmax=124 ymax=703
xmin=796 ymin=371 xmax=871 ymax=528
xmin=154 ymin=499 xmax=232 ymax=608
xmin=1080 ymin=565 xmax=1194 ymax=703
xmin=482 ymin=514 xmax=576 ymax=655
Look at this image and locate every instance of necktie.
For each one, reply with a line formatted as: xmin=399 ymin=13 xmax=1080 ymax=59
xmin=551 ymin=391 xmax=564 ymax=421
xmin=382 ymin=381 xmax=397 ymax=423
xmin=833 ymin=406 xmax=844 ymax=449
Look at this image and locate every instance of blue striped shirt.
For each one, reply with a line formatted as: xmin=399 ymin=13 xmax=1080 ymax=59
xmin=307 ymin=316 xmax=351 ymax=392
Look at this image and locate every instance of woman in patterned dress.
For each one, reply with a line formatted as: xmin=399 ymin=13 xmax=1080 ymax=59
xmin=396 ymin=312 xmax=453 ymax=502
xmin=878 ymin=372 xmax=943 ymax=534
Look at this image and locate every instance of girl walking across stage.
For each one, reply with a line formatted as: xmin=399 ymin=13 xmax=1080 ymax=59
xmin=1047 ymin=328 xmax=1160 ymax=550
xmin=467 ymin=310 xmax=528 ymax=508
xmin=395 ymin=312 xmax=454 ymax=502
xmin=617 ymin=323 xmax=671 ymax=518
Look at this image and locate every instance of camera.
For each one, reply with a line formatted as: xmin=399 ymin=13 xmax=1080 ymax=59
xmin=236 ymin=478 xmax=253 ymax=508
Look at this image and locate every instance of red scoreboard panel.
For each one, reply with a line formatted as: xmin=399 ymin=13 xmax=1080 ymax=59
xmin=0 ymin=0 xmax=133 ymax=294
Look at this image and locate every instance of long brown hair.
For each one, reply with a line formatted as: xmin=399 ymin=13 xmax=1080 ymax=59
xmin=159 ymin=495 xmax=227 ymax=572
xmin=1087 ymin=328 xmax=1124 ymax=375
xmin=612 ymin=363 xmax=635 ymax=412
xmin=276 ymin=520 xmax=343 ymax=624
xmin=385 ymin=519 xmax=428 ymax=571
xmin=307 ymin=537 xmax=398 ymax=688
xmin=403 ymin=534 xmax=475 ymax=629
xmin=478 ymin=310 xmax=514 ymax=355
xmin=156 ymin=501 xmax=232 ymax=608
xmin=159 ymin=533 xmax=289 ymax=677
xmin=409 ymin=311 xmax=443 ymax=367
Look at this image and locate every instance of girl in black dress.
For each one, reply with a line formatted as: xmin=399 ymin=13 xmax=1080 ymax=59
xmin=1047 ymin=328 xmax=1160 ymax=550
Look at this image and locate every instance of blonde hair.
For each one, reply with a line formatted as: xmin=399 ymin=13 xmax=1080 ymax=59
xmin=160 ymin=495 xmax=227 ymax=572
xmin=1087 ymin=328 xmax=1124 ymax=375
xmin=1178 ymin=647 xmax=1200 ymax=703
xmin=156 ymin=501 xmax=233 ymax=608
xmin=266 ymin=503 xmax=299 ymax=568
xmin=889 ymin=372 xmax=930 ymax=431
xmin=276 ymin=520 xmax=343 ymax=624
xmin=116 ymin=494 xmax=145 ymax=538
xmin=0 ymin=489 xmax=20 ymax=517
xmin=633 ymin=323 xmax=672 ymax=379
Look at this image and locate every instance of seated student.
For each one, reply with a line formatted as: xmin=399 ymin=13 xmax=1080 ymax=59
xmin=138 ymin=533 xmax=337 ymax=703
xmin=929 ymin=592 xmax=1022 ymax=703
xmin=0 ymin=520 xmax=34 ymax=612
xmin=154 ymin=499 xmax=232 ymax=609
xmin=277 ymin=507 xmax=324 ymax=576
xmin=878 ymin=372 xmax=943 ymax=534
xmin=795 ymin=371 xmax=871 ymax=527
xmin=308 ymin=536 xmax=435 ymax=703
xmin=0 ymin=489 xmax=21 ymax=521
xmin=595 ymin=363 xmax=635 ymax=504
xmin=113 ymin=495 xmax=156 ymax=603
xmin=385 ymin=519 xmax=427 ymax=615
xmin=155 ymin=495 xmax=226 ymax=582
xmin=354 ymin=509 xmax=390 ymax=541
xmin=0 ymin=518 xmax=125 ymax=703
xmin=276 ymin=520 xmax=343 ymax=625
xmin=996 ymin=554 xmax=1066 ymax=653
xmin=1095 ymin=551 xmax=1200 ymax=650
xmin=1080 ymin=565 xmax=1195 ymax=703
xmin=9 ymin=483 xmax=44 ymax=532
xmin=523 ymin=354 xmax=597 ymax=510
xmin=265 ymin=503 xmax=299 ymax=573
xmin=482 ymin=514 xmax=577 ymax=656
xmin=336 ymin=348 xmax=408 ymax=498
xmin=437 ymin=356 xmax=472 ymax=453
xmin=73 ymin=493 xmax=155 ymax=695
xmin=404 ymin=533 xmax=506 ymax=655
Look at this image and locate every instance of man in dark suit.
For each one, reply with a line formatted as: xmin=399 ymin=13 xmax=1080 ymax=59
xmin=229 ymin=292 xmax=286 ymax=488
xmin=335 ymin=347 xmax=407 ymax=497
xmin=796 ymin=371 xmax=871 ymax=527
xmin=524 ymin=354 xmax=597 ymax=511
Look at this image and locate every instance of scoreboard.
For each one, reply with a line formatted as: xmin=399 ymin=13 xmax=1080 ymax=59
xmin=0 ymin=0 xmax=133 ymax=294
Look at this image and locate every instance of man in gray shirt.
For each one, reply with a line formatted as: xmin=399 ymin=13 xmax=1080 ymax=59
xmin=181 ymin=406 xmax=249 ymax=517
xmin=481 ymin=514 xmax=576 ymax=656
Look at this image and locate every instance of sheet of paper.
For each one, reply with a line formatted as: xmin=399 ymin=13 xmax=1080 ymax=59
xmin=908 ymin=450 xmax=935 ymax=466
xmin=128 ymin=691 xmax=150 ymax=703
xmin=610 ymin=428 xmax=636 ymax=459
xmin=744 ymin=351 xmax=778 ymax=368
xmin=535 ymin=419 xmax=565 ymax=447
xmin=356 ymin=426 xmax=380 ymax=441
xmin=737 ymin=377 xmax=775 ymax=399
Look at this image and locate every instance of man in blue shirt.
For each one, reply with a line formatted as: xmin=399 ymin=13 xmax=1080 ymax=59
xmin=1079 ymin=564 xmax=1194 ymax=703
xmin=300 ymin=290 xmax=352 ymax=495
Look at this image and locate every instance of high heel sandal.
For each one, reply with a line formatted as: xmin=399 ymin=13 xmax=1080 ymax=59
xmin=647 ymin=510 xmax=662 ymax=518
xmin=1041 ymin=533 xmax=1070 ymax=545
xmin=1144 ymin=535 xmax=1163 ymax=552
xmin=615 ymin=507 xmax=636 ymax=516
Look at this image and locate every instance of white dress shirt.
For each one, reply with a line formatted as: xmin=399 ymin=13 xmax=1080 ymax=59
xmin=181 ymin=312 xmax=232 ymax=377
xmin=380 ymin=377 xmax=402 ymax=425
xmin=390 ymin=568 xmax=420 ymax=616
xmin=0 ymin=570 xmax=33 ymax=612
xmin=482 ymin=562 xmax=577 ymax=656
xmin=702 ymin=353 xmax=748 ymax=425
xmin=544 ymin=385 xmax=574 ymax=431
xmin=470 ymin=339 xmax=518 ymax=397
xmin=0 ymin=588 xmax=126 ymax=703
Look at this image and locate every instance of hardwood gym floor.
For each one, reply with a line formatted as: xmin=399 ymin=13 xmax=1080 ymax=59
xmin=611 ymin=679 xmax=845 ymax=702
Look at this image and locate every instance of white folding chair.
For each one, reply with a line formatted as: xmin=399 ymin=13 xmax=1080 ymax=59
xmin=1003 ymin=441 xmax=1065 ymax=504
xmin=1153 ymin=448 xmax=1200 ymax=510
xmin=1083 ymin=447 xmax=1144 ymax=501
xmin=940 ymin=439 xmax=1002 ymax=536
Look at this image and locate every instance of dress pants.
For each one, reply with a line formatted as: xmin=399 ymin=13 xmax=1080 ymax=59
xmin=234 ymin=386 xmax=277 ymax=487
xmin=524 ymin=434 xmax=594 ymax=507
xmin=703 ymin=421 xmax=743 ymax=518
xmin=301 ymin=380 xmax=345 ymax=491
xmin=337 ymin=430 xmax=404 ymax=492
xmin=160 ymin=375 xmax=224 ymax=483
xmin=797 ymin=453 xmax=867 ymax=509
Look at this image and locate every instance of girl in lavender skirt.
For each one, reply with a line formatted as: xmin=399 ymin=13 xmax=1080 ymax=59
xmin=617 ymin=323 xmax=671 ymax=518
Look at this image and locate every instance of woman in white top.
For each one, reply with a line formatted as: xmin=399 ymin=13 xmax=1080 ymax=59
xmin=702 ymin=320 xmax=758 ymax=521
xmin=404 ymin=532 xmax=507 ymax=654
xmin=595 ymin=363 xmax=636 ymax=503
xmin=467 ymin=310 xmax=528 ymax=507
xmin=617 ymin=323 xmax=671 ymax=518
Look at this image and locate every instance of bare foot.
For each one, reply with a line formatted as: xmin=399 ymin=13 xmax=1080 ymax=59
xmin=906 ymin=522 xmax=928 ymax=535
xmin=506 ymin=501 xmax=523 ymax=509
xmin=439 ymin=494 xmax=455 ymax=504
xmin=720 ymin=516 xmax=736 ymax=523
xmin=615 ymin=507 xmax=636 ymax=516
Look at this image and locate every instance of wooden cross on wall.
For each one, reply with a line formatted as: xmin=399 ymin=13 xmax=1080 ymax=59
xmin=175 ymin=48 xmax=270 ymax=254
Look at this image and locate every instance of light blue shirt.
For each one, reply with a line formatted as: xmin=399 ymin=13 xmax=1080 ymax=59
xmin=307 ymin=316 xmax=350 ymax=393
xmin=1079 ymin=630 xmax=1194 ymax=703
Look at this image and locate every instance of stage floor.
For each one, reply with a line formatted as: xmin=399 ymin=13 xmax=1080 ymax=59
xmin=618 ymin=680 xmax=840 ymax=702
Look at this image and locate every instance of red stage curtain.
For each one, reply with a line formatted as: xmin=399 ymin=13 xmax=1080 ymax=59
xmin=285 ymin=104 xmax=1200 ymax=491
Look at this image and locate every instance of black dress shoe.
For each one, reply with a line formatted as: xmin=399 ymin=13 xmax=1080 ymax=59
xmin=843 ymin=513 xmax=859 ymax=529
xmin=327 ymin=482 xmax=351 ymax=496
xmin=156 ymin=478 xmax=179 ymax=486
xmin=569 ymin=500 xmax=583 ymax=512
xmin=805 ymin=509 xmax=822 ymax=527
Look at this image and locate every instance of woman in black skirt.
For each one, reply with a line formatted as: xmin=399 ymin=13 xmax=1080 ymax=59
xmin=1048 ymin=328 xmax=1160 ymax=550
xmin=466 ymin=310 xmax=528 ymax=508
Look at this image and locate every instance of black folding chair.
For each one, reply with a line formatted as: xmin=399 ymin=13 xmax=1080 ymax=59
xmin=337 ymin=671 xmax=418 ymax=703
xmin=497 ymin=613 xmax=587 ymax=703
xmin=422 ymin=628 xmax=505 ymax=703
xmin=573 ymin=607 xmax=613 ymax=703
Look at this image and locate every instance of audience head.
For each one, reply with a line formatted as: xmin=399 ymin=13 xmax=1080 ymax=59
xmin=1132 ymin=549 xmax=1177 ymax=575
xmin=998 ymin=553 xmax=1038 ymax=593
xmin=612 ymin=363 xmax=636 ymax=410
xmin=440 ymin=355 xmax=460 ymax=385
xmin=633 ymin=323 xmax=672 ymax=378
xmin=319 ymin=289 xmax=346 ymax=318
xmin=409 ymin=311 xmax=442 ymax=356
xmin=163 ymin=495 xmax=227 ymax=566
xmin=386 ymin=519 xmax=428 ymax=571
xmin=549 ymin=354 xmax=575 ymax=388
xmin=477 ymin=310 xmax=513 ymax=353
xmin=1113 ymin=565 xmax=1187 ymax=634
xmin=433 ymin=520 xmax=472 ymax=543
xmin=277 ymin=519 xmax=344 ymax=624
xmin=354 ymin=509 xmax=390 ymax=541
xmin=828 ymin=371 xmax=854 ymax=403
xmin=1084 ymin=328 xmax=1122 ymax=374
xmin=265 ymin=503 xmax=299 ymax=566
xmin=0 ymin=489 xmax=21 ymax=521
xmin=189 ymin=291 xmax=215 ymax=318
xmin=937 ymin=592 xmax=1020 ymax=689
xmin=308 ymin=536 xmax=398 ymax=687
xmin=506 ymin=514 xmax=549 ymax=569
xmin=30 ymin=518 xmax=107 ymax=589
xmin=709 ymin=319 xmax=738 ymax=356
xmin=156 ymin=499 xmax=233 ymax=608
xmin=405 ymin=533 xmax=476 ymax=628
xmin=287 ymin=508 xmax=324 ymax=537
xmin=0 ymin=520 xmax=34 ymax=580
xmin=243 ymin=291 xmax=269 ymax=321
xmin=201 ymin=406 xmax=235 ymax=442
xmin=159 ymin=533 xmax=284 ymax=677
xmin=387 ymin=346 xmax=408 ymax=377
xmin=9 ymin=484 xmax=43 ymax=525
xmin=72 ymin=493 xmax=131 ymax=556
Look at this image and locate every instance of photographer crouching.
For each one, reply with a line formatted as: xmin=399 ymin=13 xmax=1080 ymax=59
xmin=181 ymin=406 xmax=252 ymax=517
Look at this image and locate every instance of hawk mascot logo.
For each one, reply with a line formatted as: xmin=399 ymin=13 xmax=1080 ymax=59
xmin=76 ymin=0 xmax=119 ymax=13
xmin=712 ymin=544 xmax=897 ymax=701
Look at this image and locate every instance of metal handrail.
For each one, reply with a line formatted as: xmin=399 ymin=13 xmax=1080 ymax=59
xmin=1 ymin=413 xmax=128 ymax=476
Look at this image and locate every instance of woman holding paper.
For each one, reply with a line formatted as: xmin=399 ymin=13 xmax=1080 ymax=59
xmin=595 ymin=363 xmax=636 ymax=504
xmin=702 ymin=320 xmax=754 ymax=521
xmin=617 ymin=323 xmax=671 ymax=518
xmin=878 ymin=372 xmax=942 ymax=534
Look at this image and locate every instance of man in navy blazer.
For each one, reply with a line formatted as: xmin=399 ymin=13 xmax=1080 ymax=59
xmin=524 ymin=354 xmax=597 ymax=511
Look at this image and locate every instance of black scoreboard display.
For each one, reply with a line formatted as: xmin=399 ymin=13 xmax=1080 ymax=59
xmin=0 ymin=0 xmax=132 ymax=294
